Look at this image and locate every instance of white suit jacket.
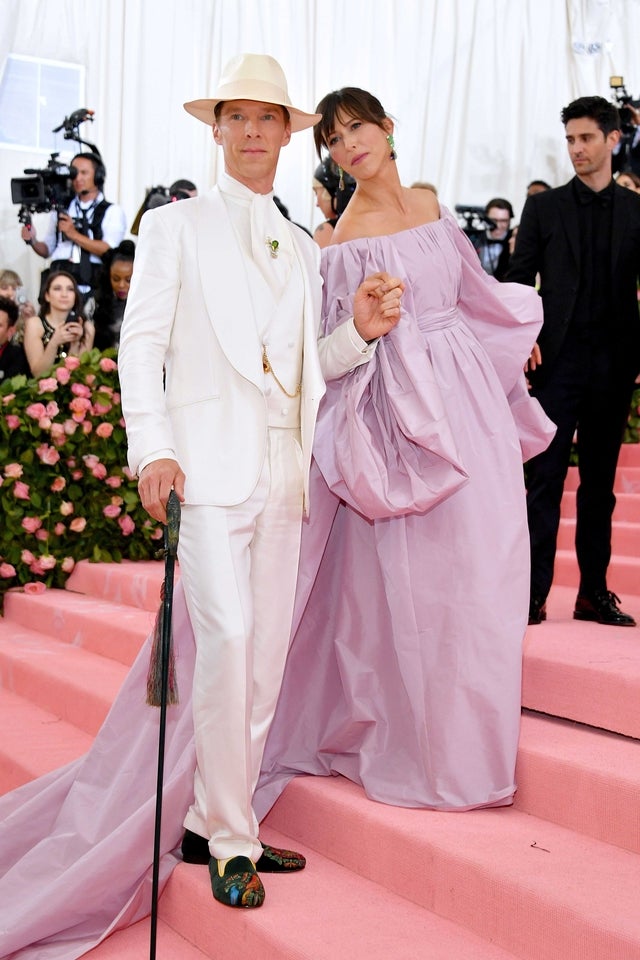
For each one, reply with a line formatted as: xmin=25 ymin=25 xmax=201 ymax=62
xmin=118 ymin=186 xmax=373 ymax=509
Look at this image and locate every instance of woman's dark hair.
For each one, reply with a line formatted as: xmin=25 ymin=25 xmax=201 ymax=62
xmin=39 ymin=270 xmax=83 ymax=316
xmin=92 ymin=240 xmax=136 ymax=350
xmin=314 ymin=87 xmax=389 ymax=157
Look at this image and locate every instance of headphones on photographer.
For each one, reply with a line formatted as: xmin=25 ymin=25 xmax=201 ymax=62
xmin=70 ymin=152 xmax=106 ymax=189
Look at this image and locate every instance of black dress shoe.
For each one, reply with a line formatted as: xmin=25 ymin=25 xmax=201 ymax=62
xmin=528 ymin=595 xmax=547 ymax=625
xmin=209 ymin=856 xmax=265 ymax=908
xmin=182 ymin=829 xmax=306 ymax=872
xmin=573 ymin=590 xmax=636 ymax=627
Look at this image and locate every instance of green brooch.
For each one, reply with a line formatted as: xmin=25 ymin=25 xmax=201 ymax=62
xmin=266 ymin=237 xmax=279 ymax=259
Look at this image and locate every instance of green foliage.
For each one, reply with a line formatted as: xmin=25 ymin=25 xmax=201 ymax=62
xmin=0 ymin=349 xmax=163 ymax=610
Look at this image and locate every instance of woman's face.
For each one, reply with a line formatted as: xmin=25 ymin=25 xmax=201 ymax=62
xmin=313 ymin=182 xmax=334 ymax=219
xmin=0 ymin=282 xmax=17 ymax=301
xmin=110 ymin=260 xmax=133 ymax=300
xmin=617 ymin=174 xmax=640 ymax=192
xmin=45 ymin=275 xmax=76 ymax=313
xmin=325 ymin=113 xmax=390 ymax=182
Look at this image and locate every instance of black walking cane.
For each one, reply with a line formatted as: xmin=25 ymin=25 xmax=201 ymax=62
xmin=147 ymin=489 xmax=181 ymax=960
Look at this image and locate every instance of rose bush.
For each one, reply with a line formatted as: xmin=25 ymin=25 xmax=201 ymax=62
xmin=0 ymin=349 xmax=163 ymax=610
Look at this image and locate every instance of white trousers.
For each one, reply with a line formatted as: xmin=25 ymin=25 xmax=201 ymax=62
xmin=180 ymin=427 xmax=304 ymax=862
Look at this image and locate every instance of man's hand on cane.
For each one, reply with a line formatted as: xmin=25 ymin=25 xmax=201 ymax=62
xmin=139 ymin=458 xmax=186 ymax=524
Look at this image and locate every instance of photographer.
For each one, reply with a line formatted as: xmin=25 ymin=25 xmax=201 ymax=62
xmin=469 ymin=197 xmax=514 ymax=281
xmin=21 ymin=153 xmax=126 ymax=301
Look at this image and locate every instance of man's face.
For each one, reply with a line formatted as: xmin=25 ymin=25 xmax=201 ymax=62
xmin=487 ymin=207 xmax=511 ymax=240
xmin=212 ymin=100 xmax=291 ymax=191
xmin=0 ymin=310 xmax=16 ymax=347
xmin=565 ymin=117 xmax=619 ymax=180
xmin=71 ymin=157 xmax=98 ymax=197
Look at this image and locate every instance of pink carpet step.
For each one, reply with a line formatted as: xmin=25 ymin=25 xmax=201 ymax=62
xmin=0 ymin=687 xmax=93 ymax=793
xmin=560 ymin=489 xmax=640 ymax=522
xmin=264 ymin=776 xmax=640 ymax=960
xmin=557 ymin=516 xmax=640 ymax=556
xmin=553 ymin=547 xmax=639 ymax=595
xmin=3 ymin=589 xmax=154 ymax=667
xmin=515 ymin=711 xmax=640 ymax=854
xmin=159 ymin=828 xmax=520 ymax=960
xmin=563 ymin=464 xmax=640 ymax=493
xmin=0 ymin=620 xmax=127 ymax=736
xmin=86 ymin=917 xmax=211 ymax=960
xmin=523 ymin=585 xmax=640 ymax=737
xmin=618 ymin=443 xmax=640 ymax=467
xmin=66 ymin=558 xmax=166 ymax=611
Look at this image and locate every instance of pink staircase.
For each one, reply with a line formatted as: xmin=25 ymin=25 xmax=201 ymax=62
xmin=1 ymin=446 xmax=640 ymax=959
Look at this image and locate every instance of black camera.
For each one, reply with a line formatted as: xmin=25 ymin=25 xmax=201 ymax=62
xmin=610 ymin=76 xmax=638 ymax=136
xmin=454 ymin=205 xmax=496 ymax=238
xmin=11 ymin=153 xmax=74 ymax=224
xmin=11 ymin=107 xmax=101 ymax=226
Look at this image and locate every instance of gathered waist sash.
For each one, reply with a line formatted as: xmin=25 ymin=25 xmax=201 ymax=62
xmin=415 ymin=306 xmax=459 ymax=333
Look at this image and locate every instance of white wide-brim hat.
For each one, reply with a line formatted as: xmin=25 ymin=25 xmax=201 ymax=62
xmin=184 ymin=53 xmax=321 ymax=133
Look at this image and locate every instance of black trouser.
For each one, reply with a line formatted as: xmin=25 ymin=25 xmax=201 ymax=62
xmin=527 ymin=334 xmax=635 ymax=600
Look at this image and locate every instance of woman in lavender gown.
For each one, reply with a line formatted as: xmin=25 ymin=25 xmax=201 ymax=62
xmin=254 ymin=87 xmax=555 ymax=817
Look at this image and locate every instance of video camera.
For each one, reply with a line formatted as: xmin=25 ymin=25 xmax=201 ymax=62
xmin=10 ymin=108 xmax=102 ymax=226
xmin=454 ymin=205 xmax=497 ymax=238
xmin=610 ymin=76 xmax=638 ymax=136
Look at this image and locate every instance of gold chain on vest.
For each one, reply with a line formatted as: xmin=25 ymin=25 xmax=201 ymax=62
xmin=262 ymin=345 xmax=302 ymax=398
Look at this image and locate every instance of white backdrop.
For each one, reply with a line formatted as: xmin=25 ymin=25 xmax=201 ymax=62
xmin=1 ymin=0 xmax=639 ymax=300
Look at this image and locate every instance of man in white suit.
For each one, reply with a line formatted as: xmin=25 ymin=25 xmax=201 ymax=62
xmin=118 ymin=54 xmax=402 ymax=909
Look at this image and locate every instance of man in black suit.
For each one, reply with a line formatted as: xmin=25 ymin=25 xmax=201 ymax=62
xmin=0 ymin=296 xmax=30 ymax=383
xmin=508 ymin=96 xmax=640 ymax=627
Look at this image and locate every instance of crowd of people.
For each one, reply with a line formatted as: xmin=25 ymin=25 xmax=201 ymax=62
xmin=1 ymin=51 xmax=639 ymax=959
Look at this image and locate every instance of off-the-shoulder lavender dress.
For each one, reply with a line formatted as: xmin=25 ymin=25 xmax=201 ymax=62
xmin=0 ymin=211 xmax=553 ymax=958
xmin=254 ymin=210 xmax=554 ymax=814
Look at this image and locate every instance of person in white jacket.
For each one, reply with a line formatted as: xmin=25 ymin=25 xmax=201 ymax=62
xmin=118 ymin=52 xmax=403 ymax=909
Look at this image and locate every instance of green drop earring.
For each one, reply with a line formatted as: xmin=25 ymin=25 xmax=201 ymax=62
xmin=387 ymin=133 xmax=397 ymax=160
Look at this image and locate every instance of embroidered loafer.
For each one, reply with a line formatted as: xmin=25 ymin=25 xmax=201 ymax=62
xmin=182 ymin=829 xmax=306 ymax=872
xmin=209 ymin=856 xmax=265 ymax=908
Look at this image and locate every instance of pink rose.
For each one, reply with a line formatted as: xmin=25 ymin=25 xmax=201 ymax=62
xmin=122 ymin=466 xmax=135 ymax=480
xmin=14 ymin=481 xmax=30 ymax=500
xmin=105 ymin=476 xmax=122 ymax=488
xmin=5 ymin=414 xmax=21 ymax=430
xmin=103 ymin=504 xmax=122 ymax=519
xmin=63 ymin=420 xmax=78 ymax=436
xmin=4 ymin=463 xmax=23 ymax=479
xmin=22 ymin=517 xmax=42 ymax=533
xmin=65 ymin=356 xmax=80 ymax=370
xmin=40 ymin=555 xmax=56 ymax=570
xmin=93 ymin=403 xmax=112 ymax=416
xmin=55 ymin=366 xmax=71 ymax=384
xmin=118 ymin=514 xmax=135 ymax=536
xmin=69 ymin=517 xmax=87 ymax=533
xmin=59 ymin=501 xmax=74 ymax=516
xmin=38 ymin=417 xmax=52 ymax=430
xmin=25 ymin=402 xmax=46 ymax=420
xmin=50 ymin=422 xmax=65 ymax=439
xmin=110 ymin=495 xmax=124 ymax=507
xmin=61 ymin=557 xmax=75 ymax=573
xmin=99 ymin=357 xmax=117 ymax=372
xmin=151 ymin=527 xmax=164 ymax=540
xmin=92 ymin=463 xmax=107 ymax=479
xmin=36 ymin=444 xmax=61 ymax=466
xmin=72 ymin=470 xmax=83 ymax=480
xmin=95 ymin=421 xmax=114 ymax=439
xmin=21 ymin=549 xmax=35 ymax=564
xmin=35 ymin=529 xmax=49 ymax=541
xmin=71 ymin=383 xmax=92 ymax=398
xmin=85 ymin=374 xmax=96 ymax=385
xmin=119 ymin=417 xmax=126 ymax=428
xmin=45 ymin=401 xmax=60 ymax=417
xmin=84 ymin=455 xmax=100 ymax=469
xmin=0 ymin=562 xmax=16 ymax=578
xmin=113 ymin=392 xmax=121 ymax=404
xmin=54 ymin=522 xmax=66 ymax=536
xmin=2 ymin=393 xmax=16 ymax=404
xmin=51 ymin=477 xmax=66 ymax=492
xmin=24 ymin=581 xmax=47 ymax=594
xmin=38 ymin=377 xmax=58 ymax=394
xmin=82 ymin=420 xmax=93 ymax=434
xmin=69 ymin=397 xmax=92 ymax=422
